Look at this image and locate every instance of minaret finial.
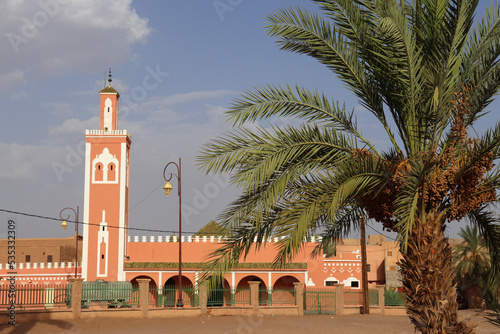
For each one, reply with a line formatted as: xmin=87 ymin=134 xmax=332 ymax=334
xmin=108 ymin=68 xmax=112 ymax=86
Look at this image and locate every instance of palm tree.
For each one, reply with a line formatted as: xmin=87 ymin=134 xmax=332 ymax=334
xmin=198 ymin=1 xmax=500 ymax=332
xmin=454 ymin=225 xmax=490 ymax=308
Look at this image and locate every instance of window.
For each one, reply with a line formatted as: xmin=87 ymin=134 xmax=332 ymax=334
xmin=101 ymin=254 xmax=105 ymax=259
xmin=107 ymin=163 xmax=116 ymax=181
xmin=367 ymin=264 xmax=371 ymax=272
xmin=25 ymin=255 xmax=31 ymax=262
xmin=390 ymin=265 xmax=397 ymax=271
xmin=47 ymin=255 xmax=53 ymax=263
xmin=325 ymin=280 xmax=338 ymax=286
xmin=94 ymin=163 xmax=104 ymax=182
xmin=351 ymin=281 xmax=359 ymax=288
xmin=386 ymin=251 xmax=393 ymax=257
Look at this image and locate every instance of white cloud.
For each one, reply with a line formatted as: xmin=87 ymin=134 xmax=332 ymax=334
xmin=49 ymin=116 xmax=99 ymax=136
xmin=10 ymin=90 xmax=30 ymax=100
xmin=0 ymin=69 xmax=25 ymax=91
xmin=0 ymin=142 xmax=64 ymax=180
xmin=146 ymin=90 xmax=238 ymax=108
xmin=0 ymin=0 xmax=151 ymax=92
xmin=42 ymin=102 xmax=74 ymax=116
xmin=205 ymin=104 xmax=228 ymax=127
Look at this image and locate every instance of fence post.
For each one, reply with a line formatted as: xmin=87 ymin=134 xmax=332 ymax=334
xmin=249 ymin=281 xmax=260 ymax=314
xmin=157 ymin=285 xmax=162 ymax=308
xmin=294 ymin=282 xmax=304 ymax=316
xmin=376 ymin=284 xmax=385 ymax=314
xmin=199 ymin=282 xmax=208 ymax=314
xmin=334 ymin=283 xmax=344 ymax=315
xmin=68 ymin=278 xmax=84 ymax=319
xmin=137 ymin=278 xmax=150 ymax=318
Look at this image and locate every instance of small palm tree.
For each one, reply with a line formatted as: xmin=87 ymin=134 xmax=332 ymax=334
xmin=454 ymin=225 xmax=490 ymax=308
xmin=198 ymin=1 xmax=500 ymax=332
xmin=455 ymin=225 xmax=490 ymax=281
xmin=483 ymin=281 xmax=500 ymax=327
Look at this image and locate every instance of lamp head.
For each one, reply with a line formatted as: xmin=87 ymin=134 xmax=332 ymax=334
xmin=61 ymin=220 xmax=68 ymax=231
xmin=163 ymin=181 xmax=173 ymax=197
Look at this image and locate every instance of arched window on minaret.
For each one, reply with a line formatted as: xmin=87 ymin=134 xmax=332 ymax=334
xmin=108 ymin=163 xmax=116 ymax=182
xmin=92 ymin=148 xmax=119 ymax=184
xmin=103 ymin=98 xmax=113 ymax=131
xmin=99 ymin=237 xmax=107 ymax=275
xmin=95 ymin=163 xmax=104 ymax=182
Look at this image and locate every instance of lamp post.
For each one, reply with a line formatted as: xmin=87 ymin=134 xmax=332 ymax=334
xmin=60 ymin=206 xmax=79 ymax=278
xmin=163 ymin=158 xmax=183 ymax=307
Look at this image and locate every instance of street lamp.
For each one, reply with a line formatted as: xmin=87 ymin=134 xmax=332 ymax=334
xmin=163 ymin=158 xmax=183 ymax=307
xmin=60 ymin=206 xmax=79 ymax=278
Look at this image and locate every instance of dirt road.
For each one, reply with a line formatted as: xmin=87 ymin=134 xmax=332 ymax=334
xmin=1 ymin=310 xmax=498 ymax=334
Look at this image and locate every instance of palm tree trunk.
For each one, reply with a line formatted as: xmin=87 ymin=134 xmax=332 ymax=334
xmin=399 ymin=216 xmax=476 ymax=333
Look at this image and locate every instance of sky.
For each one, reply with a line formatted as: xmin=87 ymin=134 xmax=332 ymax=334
xmin=0 ymin=0 xmax=498 ymax=241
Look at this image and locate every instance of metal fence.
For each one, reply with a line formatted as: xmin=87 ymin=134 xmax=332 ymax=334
xmin=384 ymin=290 xmax=406 ymax=306
xmin=160 ymin=286 xmax=198 ymax=307
xmin=259 ymin=289 xmax=296 ymax=306
xmin=304 ymin=288 xmax=336 ymax=315
xmin=0 ymin=284 xmax=69 ymax=309
xmin=207 ymin=288 xmax=251 ymax=307
xmin=344 ymin=290 xmax=379 ymax=306
xmin=80 ymin=282 xmax=138 ymax=309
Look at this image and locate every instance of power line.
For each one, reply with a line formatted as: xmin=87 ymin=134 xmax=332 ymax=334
xmin=365 ymin=222 xmax=397 ymax=241
xmin=1 ymin=207 xmax=399 ymax=242
xmin=0 ymin=208 xmax=197 ymax=234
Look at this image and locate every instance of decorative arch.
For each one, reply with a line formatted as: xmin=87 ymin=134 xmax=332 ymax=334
xmin=237 ymin=275 xmax=268 ymax=306
xmin=103 ymin=97 xmax=113 ymax=130
xmin=344 ymin=277 xmax=360 ymax=289
xmin=205 ymin=277 xmax=230 ymax=307
xmin=236 ymin=275 xmax=267 ymax=290
xmin=273 ymin=275 xmax=300 ymax=289
xmin=95 ymin=163 xmax=103 ymax=181
xmin=272 ymin=275 xmax=299 ymax=306
xmin=92 ymin=148 xmax=119 ymax=184
xmin=163 ymin=276 xmax=195 ymax=307
xmin=130 ymin=275 xmax=157 ymax=287
xmin=107 ymin=163 xmax=116 ymax=181
xmin=324 ymin=277 xmax=339 ymax=287
xmin=130 ymin=275 xmax=157 ymax=307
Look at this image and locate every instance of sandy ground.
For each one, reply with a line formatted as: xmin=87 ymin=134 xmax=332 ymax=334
xmin=0 ymin=310 xmax=498 ymax=334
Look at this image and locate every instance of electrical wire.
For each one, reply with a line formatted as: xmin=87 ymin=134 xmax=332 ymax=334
xmin=1 ymin=207 xmax=398 ymax=242
xmin=365 ymin=222 xmax=397 ymax=241
xmin=0 ymin=208 xmax=196 ymax=234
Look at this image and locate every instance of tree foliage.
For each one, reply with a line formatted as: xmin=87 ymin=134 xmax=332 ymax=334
xmin=198 ymin=1 xmax=500 ymax=332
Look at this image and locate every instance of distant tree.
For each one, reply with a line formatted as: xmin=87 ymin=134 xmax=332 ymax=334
xmin=453 ymin=225 xmax=490 ymax=308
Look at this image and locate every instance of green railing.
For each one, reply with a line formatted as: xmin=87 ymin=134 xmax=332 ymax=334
xmin=259 ymin=289 xmax=296 ymax=306
xmin=304 ymin=288 xmax=336 ymax=315
xmin=369 ymin=290 xmax=379 ymax=306
xmin=385 ymin=290 xmax=406 ymax=306
xmin=162 ymin=286 xmax=198 ymax=307
xmin=207 ymin=288 xmax=251 ymax=307
xmin=0 ymin=284 xmax=69 ymax=309
xmin=80 ymin=283 xmax=138 ymax=309
xmin=344 ymin=291 xmax=362 ymax=306
xmin=344 ymin=290 xmax=379 ymax=306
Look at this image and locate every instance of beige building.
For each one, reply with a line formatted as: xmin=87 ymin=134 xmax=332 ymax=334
xmin=0 ymin=235 xmax=82 ymax=265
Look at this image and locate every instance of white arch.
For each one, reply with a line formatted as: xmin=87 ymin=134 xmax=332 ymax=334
xmin=92 ymin=147 xmax=119 ymax=184
xmin=343 ymin=277 xmax=360 ymax=289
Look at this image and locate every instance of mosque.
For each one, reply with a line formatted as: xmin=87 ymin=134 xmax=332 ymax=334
xmin=0 ymin=76 xmax=403 ymax=293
